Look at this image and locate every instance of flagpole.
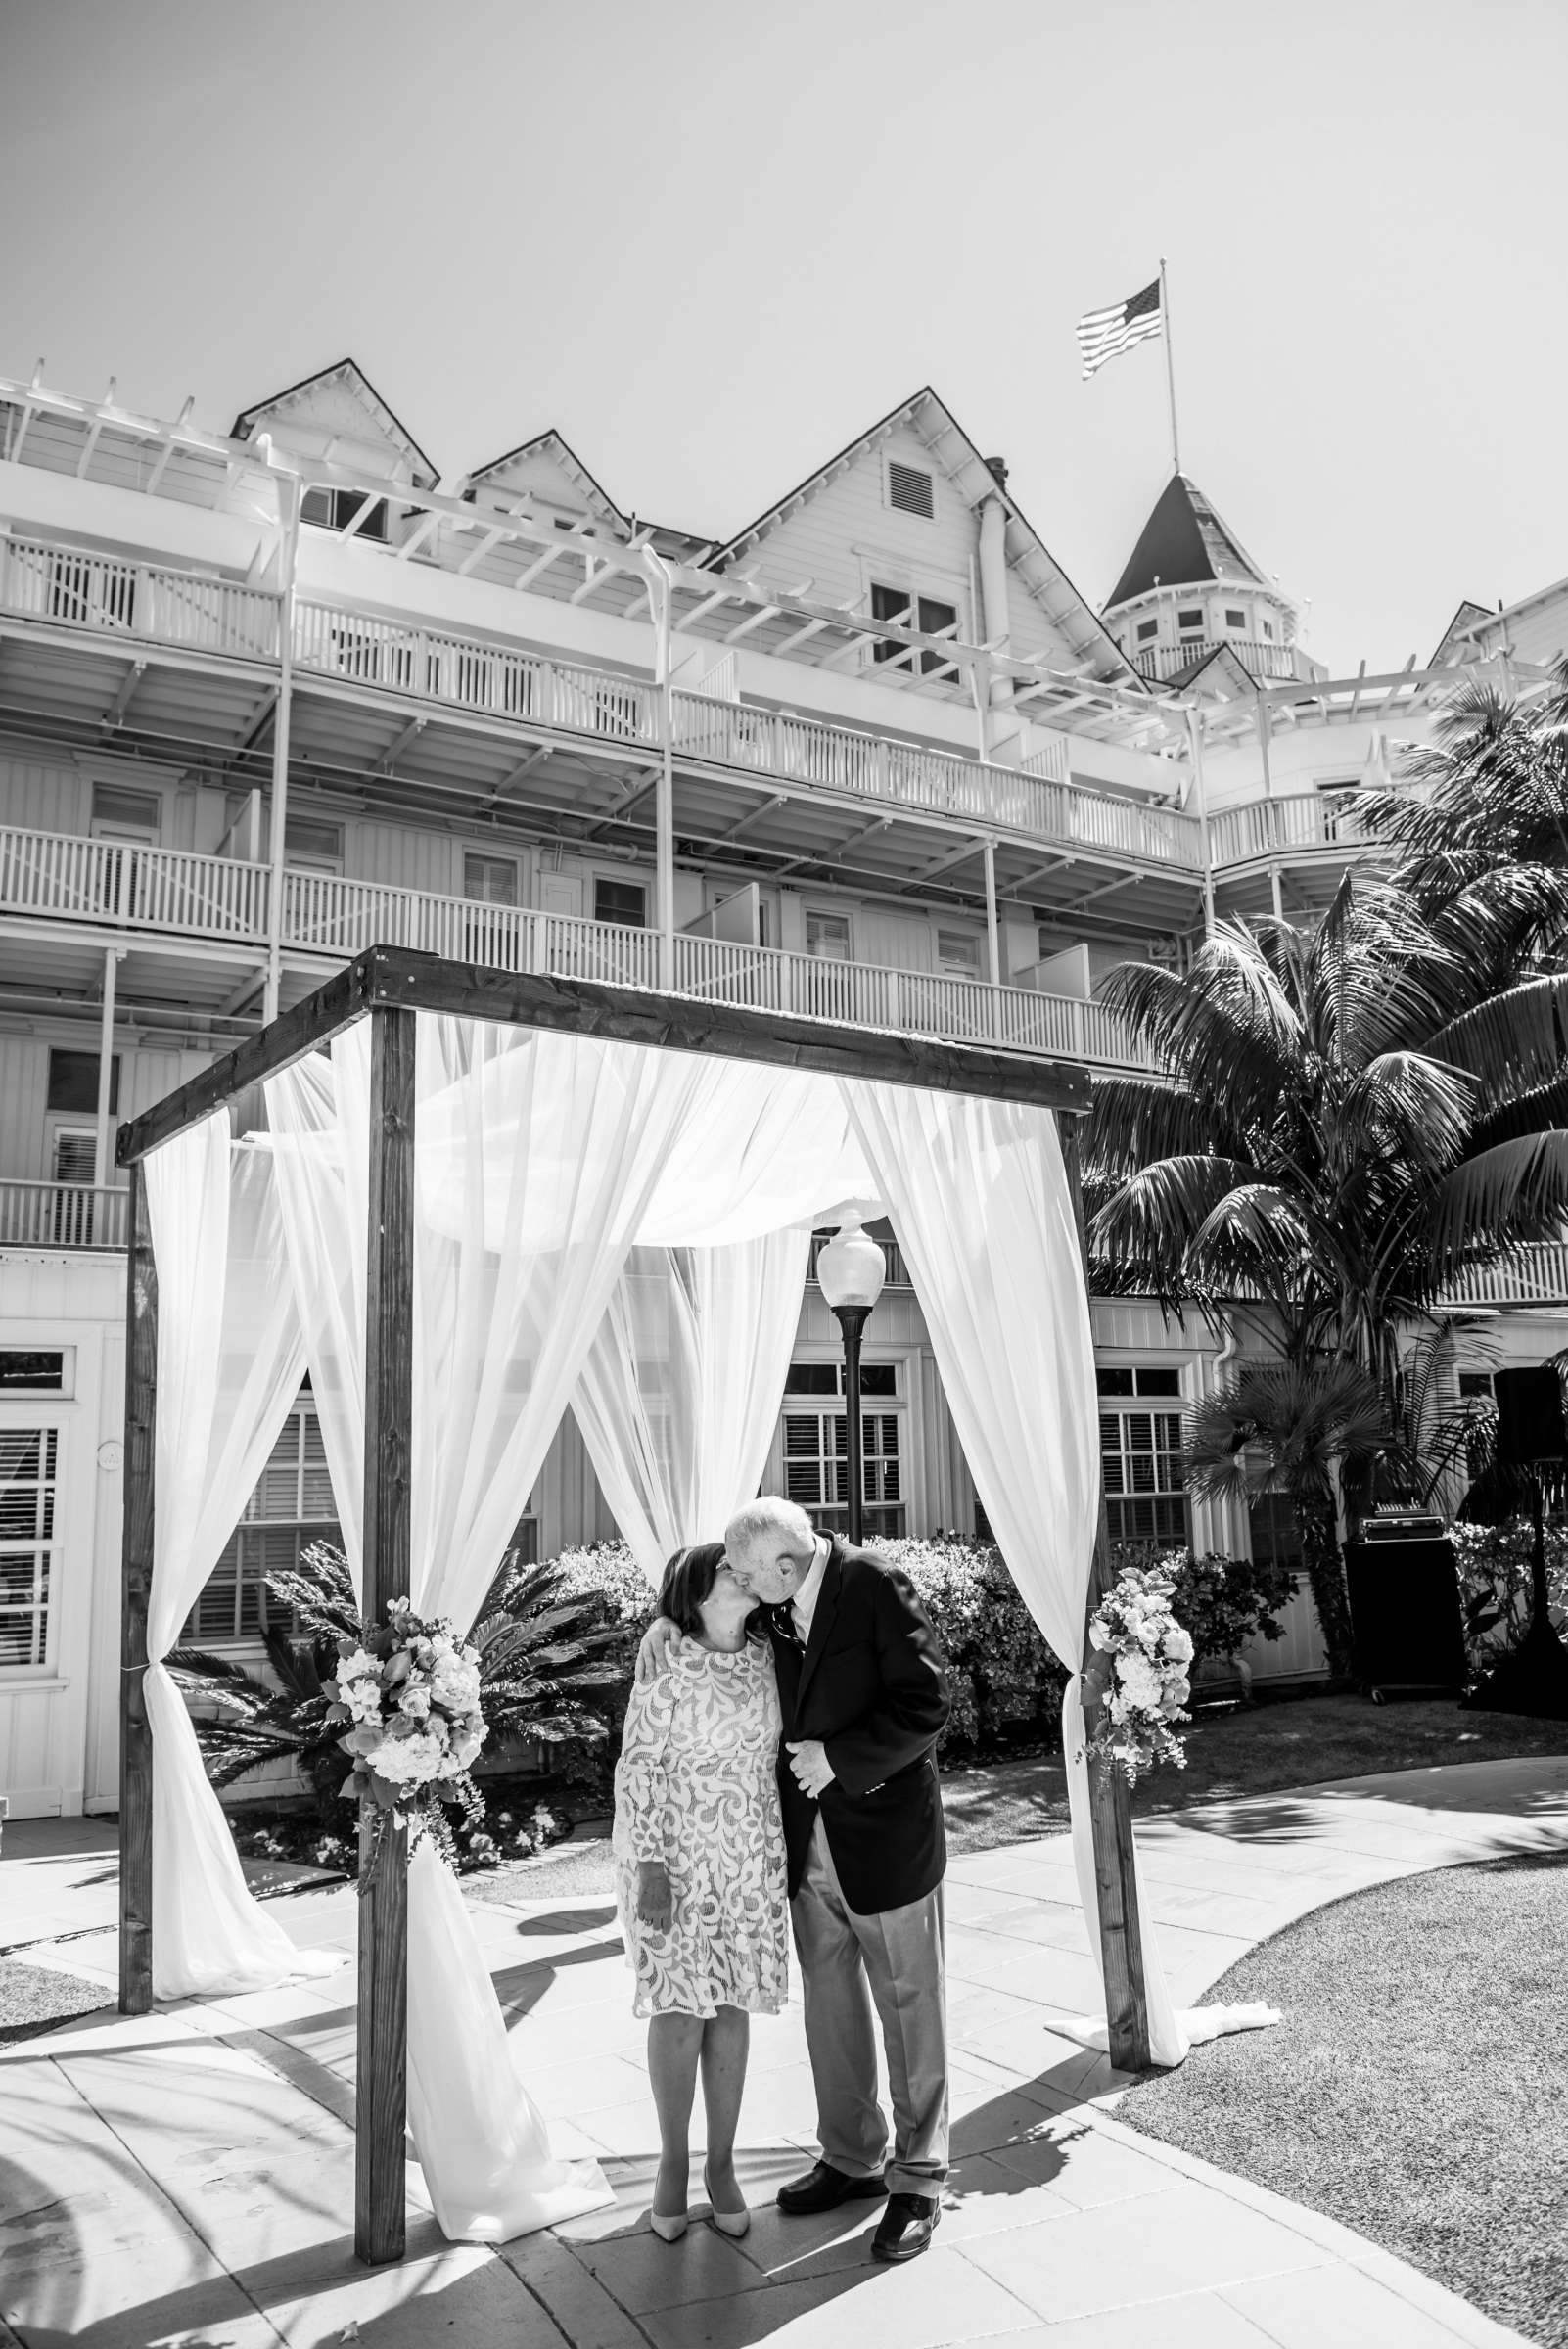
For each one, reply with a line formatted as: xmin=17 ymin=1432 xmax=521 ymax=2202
xmin=1160 ymin=255 xmax=1181 ymax=476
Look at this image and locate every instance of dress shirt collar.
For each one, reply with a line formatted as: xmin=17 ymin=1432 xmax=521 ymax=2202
xmin=789 ymin=1537 xmax=832 ymax=1641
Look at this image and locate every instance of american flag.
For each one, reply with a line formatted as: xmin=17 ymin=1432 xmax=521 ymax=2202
xmin=1076 ymin=278 xmax=1163 ymax=379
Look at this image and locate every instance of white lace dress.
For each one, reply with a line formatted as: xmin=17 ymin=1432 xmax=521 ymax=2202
xmin=612 ymin=1635 xmax=789 ymax=2020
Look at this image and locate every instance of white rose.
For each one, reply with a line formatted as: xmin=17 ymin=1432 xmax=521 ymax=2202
xmin=1115 ymin=1653 xmax=1164 ymax=1712
xmin=397 ymin=1684 xmax=432 ymax=1720
xmin=1163 ymin=1625 xmax=1195 ymax=1665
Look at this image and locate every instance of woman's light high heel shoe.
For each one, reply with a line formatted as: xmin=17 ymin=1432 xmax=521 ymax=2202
xmin=704 ymin=2168 xmax=751 ymax=2237
xmin=649 ymin=2209 xmax=688 ymax=2242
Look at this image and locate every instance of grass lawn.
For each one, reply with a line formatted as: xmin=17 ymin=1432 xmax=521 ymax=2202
xmin=0 ymin=1958 xmax=112 ymax=2048
xmin=1120 ymin=1851 xmax=1568 ymax=2349
xmin=469 ymin=1690 xmax=1568 ymax=1901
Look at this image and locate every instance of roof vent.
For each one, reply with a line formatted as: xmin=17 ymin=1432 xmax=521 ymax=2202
xmin=984 ymin=455 xmax=1009 ymax=489
xmin=887 ymin=460 xmax=935 ymax=519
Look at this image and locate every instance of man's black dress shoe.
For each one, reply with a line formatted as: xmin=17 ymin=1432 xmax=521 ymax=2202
xmin=871 ymin=2191 xmax=941 ymax=2263
xmin=776 ymin=2161 xmax=889 ymax=2215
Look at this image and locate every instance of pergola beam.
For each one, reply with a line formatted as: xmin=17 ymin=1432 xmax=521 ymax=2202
xmin=115 ymin=951 xmax=1089 ymax=1169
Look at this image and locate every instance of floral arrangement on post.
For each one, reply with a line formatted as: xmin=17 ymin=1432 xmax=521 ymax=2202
xmin=326 ymin=1595 xmax=487 ymax=1883
xmin=1081 ymin=1563 xmax=1193 ymax=1785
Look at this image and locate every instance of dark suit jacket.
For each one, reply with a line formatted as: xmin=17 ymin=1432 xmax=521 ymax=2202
xmin=767 ymin=1536 xmax=949 ymax=1916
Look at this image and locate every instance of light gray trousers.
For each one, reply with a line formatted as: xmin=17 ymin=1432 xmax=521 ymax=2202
xmin=790 ymin=1814 xmax=948 ymax=2198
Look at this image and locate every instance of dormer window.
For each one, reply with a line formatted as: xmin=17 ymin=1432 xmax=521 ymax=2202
xmin=1176 ymin=608 xmax=1204 ymax=633
xmin=302 ymin=487 xmax=390 ymax=541
xmin=886 ymin=460 xmax=935 ymax=520
xmin=1136 ymin=619 xmax=1159 ymax=643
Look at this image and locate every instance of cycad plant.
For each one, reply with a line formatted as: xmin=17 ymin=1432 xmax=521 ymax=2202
xmin=168 ymin=1543 xmax=632 ymax=1819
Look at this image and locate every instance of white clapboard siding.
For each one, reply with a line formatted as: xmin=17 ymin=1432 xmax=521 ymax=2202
xmin=0 ymin=755 xmax=86 ymax=835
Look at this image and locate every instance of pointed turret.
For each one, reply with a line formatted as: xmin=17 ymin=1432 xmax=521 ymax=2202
xmin=1102 ymin=474 xmax=1323 ymax=689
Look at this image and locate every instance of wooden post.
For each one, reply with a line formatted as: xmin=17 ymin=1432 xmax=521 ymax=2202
xmin=355 ymin=1005 xmax=416 ymax=2265
xmin=1058 ymin=1113 xmax=1151 ymax=2072
xmin=119 ymin=1162 xmax=156 ymax=2014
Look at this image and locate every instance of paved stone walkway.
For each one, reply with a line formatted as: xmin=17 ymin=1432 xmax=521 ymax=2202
xmin=3 ymin=1756 xmax=1565 ymax=2348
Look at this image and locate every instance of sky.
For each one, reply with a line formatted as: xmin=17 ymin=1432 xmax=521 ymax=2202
xmin=4 ymin=0 xmax=1565 ymax=675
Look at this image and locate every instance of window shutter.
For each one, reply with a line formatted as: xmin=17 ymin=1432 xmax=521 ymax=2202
xmin=887 ymin=462 xmax=935 ymax=520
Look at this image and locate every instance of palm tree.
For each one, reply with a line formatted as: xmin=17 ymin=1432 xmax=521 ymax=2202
xmin=1182 ymin=1359 xmax=1387 ymax=1677
xmin=1089 ymin=872 xmax=1568 ymax=1392
xmin=1086 ymin=868 xmax=1568 ymax=1665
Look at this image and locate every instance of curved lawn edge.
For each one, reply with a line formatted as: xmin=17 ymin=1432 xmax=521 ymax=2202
xmin=1116 ymin=1847 xmax=1568 ymax=2348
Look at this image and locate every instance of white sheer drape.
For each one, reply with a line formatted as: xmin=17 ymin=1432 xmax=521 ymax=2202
xmin=572 ymin=1231 xmax=812 ymax=1585
xmin=264 ymin=1016 xmax=740 ymax=2239
xmin=143 ymin=1117 xmax=334 ymax=1998
xmin=843 ymin=1081 xmax=1207 ymax=2063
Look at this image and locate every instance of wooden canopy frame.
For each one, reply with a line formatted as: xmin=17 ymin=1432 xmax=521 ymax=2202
xmin=115 ymin=944 xmax=1150 ymax=2265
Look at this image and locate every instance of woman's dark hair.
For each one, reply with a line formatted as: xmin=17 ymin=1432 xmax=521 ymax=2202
xmin=655 ymin=1541 xmax=755 ymax=1638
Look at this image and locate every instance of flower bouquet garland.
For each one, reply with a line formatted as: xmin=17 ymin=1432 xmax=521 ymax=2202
xmin=325 ymin=1596 xmax=488 ymax=1885
xmin=1081 ymin=1564 xmax=1193 ymax=1786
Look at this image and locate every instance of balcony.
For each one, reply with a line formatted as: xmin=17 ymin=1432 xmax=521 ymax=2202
xmin=1439 ymin=1245 xmax=1568 ymax=1312
xmin=0 ymin=1179 xmax=128 ymax=1250
xmin=1207 ymin=792 xmax=1379 ymax=868
xmin=1 ymin=533 xmax=1203 ymax=876
xmin=0 ymin=826 xmax=1156 ymax=1075
xmin=1132 ymin=638 xmax=1303 ymax=685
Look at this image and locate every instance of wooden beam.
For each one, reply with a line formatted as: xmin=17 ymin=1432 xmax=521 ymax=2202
xmin=118 ymin=1163 xmax=156 ymax=2016
xmin=116 ymin=944 xmax=1092 ymax=1161
xmin=361 ymin=949 xmax=1091 ymax=1110
xmin=115 ymin=959 xmax=373 ymax=1164
xmin=1057 ymin=1113 xmax=1151 ymax=2074
xmin=355 ymin=1005 xmax=416 ymax=2266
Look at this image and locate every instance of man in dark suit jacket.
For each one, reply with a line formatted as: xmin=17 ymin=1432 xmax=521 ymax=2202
xmin=639 ymin=1494 xmax=951 ymax=2263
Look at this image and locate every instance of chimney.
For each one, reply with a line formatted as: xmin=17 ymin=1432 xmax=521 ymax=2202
xmin=984 ymin=455 xmax=1009 ymax=490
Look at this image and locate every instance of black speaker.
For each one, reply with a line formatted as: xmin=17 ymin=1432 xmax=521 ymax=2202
xmin=1494 ymin=1365 xmax=1568 ymax=1465
xmin=1343 ymin=1538 xmax=1467 ymax=1693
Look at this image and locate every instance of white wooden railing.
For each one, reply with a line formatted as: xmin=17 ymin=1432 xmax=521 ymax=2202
xmin=0 ymin=535 xmax=280 ymax=661
xmin=1439 ymin=1245 xmax=1568 ymax=1310
xmin=1132 ymin=638 xmax=1301 ymax=683
xmin=0 ymin=1179 xmax=128 ymax=1250
xmin=0 ymin=829 xmax=270 ymax=939
xmin=1 ymin=530 xmax=1202 ymax=866
xmin=1208 ymin=792 xmax=1377 ymax=866
xmin=293 ymin=605 xmax=663 ymax=748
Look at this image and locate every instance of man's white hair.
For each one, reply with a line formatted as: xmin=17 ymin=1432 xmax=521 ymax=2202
xmin=725 ymin=1495 xmax=815 ymax=1559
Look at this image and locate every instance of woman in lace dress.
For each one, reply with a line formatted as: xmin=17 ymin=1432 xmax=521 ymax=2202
xmin=614 ymin=1541 xmax=788 ymax=2241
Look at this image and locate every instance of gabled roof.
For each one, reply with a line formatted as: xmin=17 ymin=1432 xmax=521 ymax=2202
xmin=465 ymin=428 xmax=629 ymax=529
xmin=1106 ymin=474 xmax=1271 ymax=610
xmin=230 ymin=359 xmax=438 ymax=489
xmin=1427 ymin=598 xmax=1493 ymax=666
xmin=705 ymin=386 xmax=1138 ymax=685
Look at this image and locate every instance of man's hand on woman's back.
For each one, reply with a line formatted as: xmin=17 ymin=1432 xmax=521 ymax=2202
xmin=635 ymin=1614 xmax=682 ymax=1685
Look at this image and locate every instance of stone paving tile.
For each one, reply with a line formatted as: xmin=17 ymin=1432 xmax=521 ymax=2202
xmin=962 ymin=1899 xmax=1096 ymax=1954
xmin=1222 ymin=2261 xmax=1496 ymax=2347
xmin=636 ymin=2242 xmax=1040 ymax=2349
xmin=990 ymin=2116 xmax=1190 ymax=2210
xmin=572 ymin=2215 xmax=771 ymax=2314
xmin=958 ymin=2181 xmax=1324 ymax=2324
xmin=996 ymin=2287 xmax=1283 ymax=2348
xmin=254 ymin=2224 xmax=566 ymax=2349
xmin=57 ymin=2039 xmax=363 ymax=2272
xmin=498 ymin=2230 xmax=648 ymax=2349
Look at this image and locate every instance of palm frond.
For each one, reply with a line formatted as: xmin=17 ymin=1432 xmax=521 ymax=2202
xmin=1430 ymin=1130 xmax=1568 ymax=1269
xmin=1425 ymin=974 xmax=1568 ymax=1108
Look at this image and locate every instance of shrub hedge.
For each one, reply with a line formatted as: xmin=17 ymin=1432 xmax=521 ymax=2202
xmin=541 ymin=1533 xmax=1298 ymax=1774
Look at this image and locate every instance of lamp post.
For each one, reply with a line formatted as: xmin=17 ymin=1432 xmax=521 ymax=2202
xmin=815 ymin=1212 xmax=887 ymax=1544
